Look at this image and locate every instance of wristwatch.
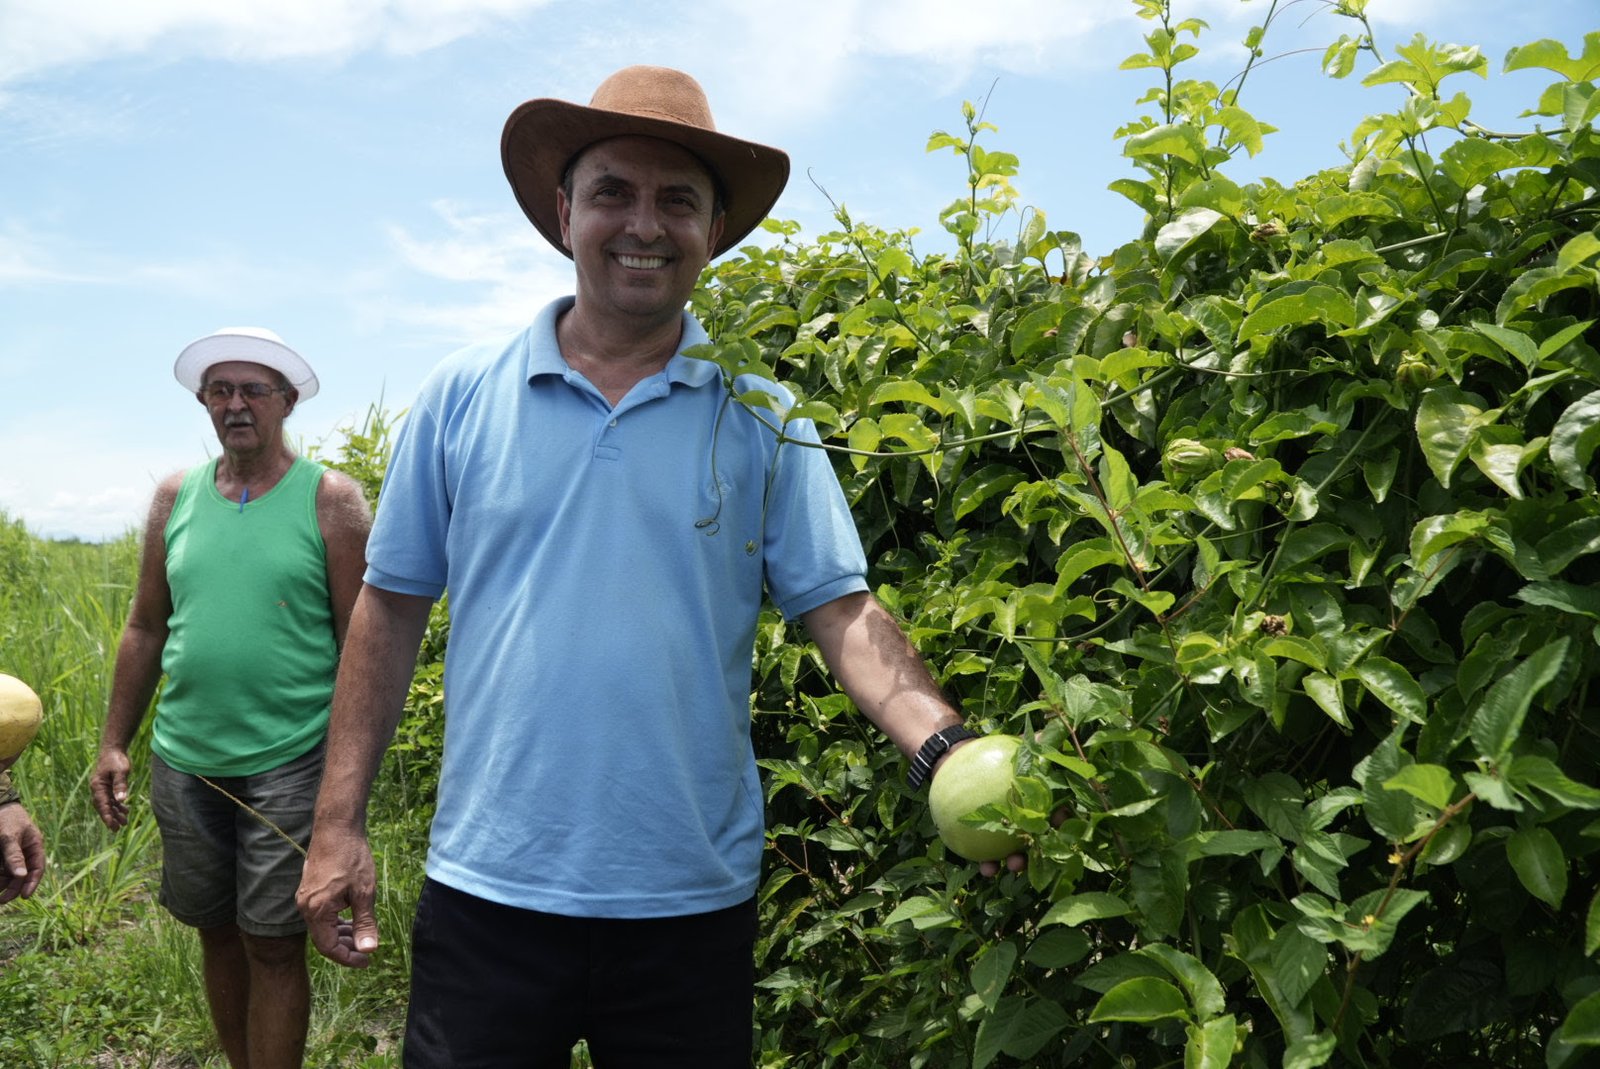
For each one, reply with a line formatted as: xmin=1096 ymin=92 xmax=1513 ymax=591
xmin=907 ymin=725 xmax=979 ymax=789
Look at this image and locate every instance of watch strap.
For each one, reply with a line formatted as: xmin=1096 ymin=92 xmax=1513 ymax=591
xmin=907 ymin=725 xmax=979 ymax=789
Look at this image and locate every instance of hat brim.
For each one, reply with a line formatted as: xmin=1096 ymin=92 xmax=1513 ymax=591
xmin=501 ymin=98 xmax=790 ymax=259
xmin=175 ymin=332 xmax=320 ymax=402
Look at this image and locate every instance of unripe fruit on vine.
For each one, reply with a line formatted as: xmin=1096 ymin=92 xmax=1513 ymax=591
xmin=1395 ymin=357 xmax=1435 ymax=389
xmin=0 ymin=674 xmax=43 ymax=762
xmin=1164 ymin=438 xmax=1220 ymax=476
xmin=929 ymin=734 xmax=1026 ymax=861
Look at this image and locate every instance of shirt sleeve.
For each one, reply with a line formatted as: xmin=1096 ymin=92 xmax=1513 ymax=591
xmin=758 ymin=408 xmax=870 ymax=619
xmin=364 ymin=387 xmax=450 ymax=599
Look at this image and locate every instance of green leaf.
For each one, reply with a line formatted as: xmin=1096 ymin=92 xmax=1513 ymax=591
xmin=1261 ymin=635 xmax=1327 ymax=672
xmin=1109 ymin=177 xmax=1161 ymax=214
xmin=1402 ymin=960 xmax=1507 ymax=1043
xmin=1041 ymin=892 xmax=1132 ymax=928
xmin=1409 ymin=510 xmax=1494 ymax=569
xmin=1185 ymin=1016 xmax=1239 ymax=1069
xmin=1355 ymin=657 xmax=1427 ymax=723
xmin=1464 ymin=769 xmax=1523 ymax=812
xmin=1282 ymin=1031 xmax=1337 ymax=1069
xmin=1469 ymin=638 xmax=1570 ymax=763
xmin=952 ymin=465 xmax=1027 ymax=522
xmin=1314 ymin=192 xmax=1398 ymax=229
xmin=868 ymin=378 xmax=950 ymax=414
xmin=1473 ymin=322 xmax=1541 ymax=370
xmin=1557 ymin=233 xmax=1600 ymax=272
xmin=1190 ymin=830 xmax=1282 ymax=858
xmin=1155 ymin=207 xmax=1226 ymax=263
xmin=1468 ymin=429 xmax=1531 ymax=499
xmin=1271 ymin=925 xmax=1329 ymax=1007
xmin=884 ymin=895 xmax=955 ymax=928
xmin=1516 ymin=580 xmax=1600 ymax=620
xmin=1323 ymin=36 xmax=1361 ymax=79
xmin=1587 ymin=887 xmax=1600 ymax=957
xmin=1355 ymin=724 xmax=1418 ymax=842
xmin=1303 ymin=672 xmax=1350 ymax=728
xmin=1495 ymin=266 xmax=1596 ymax=325
xmin=1505 ymin=35 xmax=1600 ymax=82
xmin=1440 ymin=139 xmax=1521 ymax=189
xmin=1125 ymin=123 xmax=1209 ymax=167
xmin=1138 ymin=943 xmax=1227 ymax=1019
xmin=1025 ymin=928 xmax=1092 ymax=969
xmin=1056 ymin=539 xmax=1124 ymax=587
xmin=1415 ymin=387 xmax=1496 ymax=488
xmin=1010 ymin=303 xmax=1067 ymax=360
xmin=1088 ymin=977 xmax=1191 ymax=1024
xmin=1001 ymin=998 xmax=1071 ymax=1060
xmin=972 ymin=941 xmax=1018 ymax=1012
xmin=1508 ymin=755 xmax=1600 ymax=809
xmin=973 ymin=996 xmax=1023 ymax=1069
xmin=1113 ymin=577 xmax=1176 ymax=618
xmin=1506 ymin=825 xmax=1568 ymax=908
xmin=1550 ymin=390 xmax=1600 ymax=492
xmin=1238 ymin=284 xmax=1357 ymax=343
xmin=1275 ymin=524 xmax=1350 ymax=571
xmin=1384 ymin=764 xmax=1456 ymax=811
xmin=1554 ymin=989 xmax=1600 ymax=1049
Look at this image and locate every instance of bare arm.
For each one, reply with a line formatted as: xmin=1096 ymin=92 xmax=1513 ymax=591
xmin=296 ymin=583 xmax=433 ymax=967
xmin=92 ymin=474 xmax=180 ymax=832
xmin=800 ymin=591 xmax=965 ymax=760
xmin=802 ymin=591 xmax=1025 ymax=875
xmin=315 ymin=469 xmax=374 ymax=650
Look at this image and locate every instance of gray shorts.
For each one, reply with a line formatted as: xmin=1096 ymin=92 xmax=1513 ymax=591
xmin=150 ymin=742 xmax=324 ymax=937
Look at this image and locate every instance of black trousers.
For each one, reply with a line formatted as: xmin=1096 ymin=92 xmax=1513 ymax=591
xmin=403 ymin=878 xmax=757 ymax=1068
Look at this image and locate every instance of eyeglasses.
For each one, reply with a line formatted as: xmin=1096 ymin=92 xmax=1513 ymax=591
xmin=199 ymin=381 xmax=289 ymax=404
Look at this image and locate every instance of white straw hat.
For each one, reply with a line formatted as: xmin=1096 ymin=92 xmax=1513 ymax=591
xmin=174 ymin=326 xmax=319 ymax=401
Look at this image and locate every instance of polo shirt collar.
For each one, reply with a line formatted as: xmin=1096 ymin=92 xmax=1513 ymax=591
xmin=525 ymin=297 xmax=721 ymax=390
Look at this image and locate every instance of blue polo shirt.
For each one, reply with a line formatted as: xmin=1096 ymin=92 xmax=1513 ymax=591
xmin=365 ymin=297 xmax=869 ymax=918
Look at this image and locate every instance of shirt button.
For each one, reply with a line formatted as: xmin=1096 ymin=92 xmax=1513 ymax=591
xmin=609 ymin=419 xmax=618 ymax=427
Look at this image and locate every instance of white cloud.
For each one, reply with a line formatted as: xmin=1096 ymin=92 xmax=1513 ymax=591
xmin=0 ymin=0 xmax=560 ymax=84
xmin=366 ymin=200 xmax=572 ymax=340
xmin=0 ymin=227 xmax=96 ymax=285
xmin=697 ymin=0 xmax=1131 ymax=133
xmin=0 ymin=422 xmax=178 ymax=542
xmin=0 ymin=221 xmax=304 ymax=299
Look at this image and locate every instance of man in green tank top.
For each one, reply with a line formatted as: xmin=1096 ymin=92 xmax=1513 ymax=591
xmin=90 ymin=327 xmax=371 ymax=1069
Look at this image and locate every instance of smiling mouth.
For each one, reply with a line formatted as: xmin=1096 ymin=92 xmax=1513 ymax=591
xmin=615 ymin=253 xmax=669 ymax=270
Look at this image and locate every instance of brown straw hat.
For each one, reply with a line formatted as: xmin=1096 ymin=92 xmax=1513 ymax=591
xmin=501 ymin=65 xmax=790 ymax=258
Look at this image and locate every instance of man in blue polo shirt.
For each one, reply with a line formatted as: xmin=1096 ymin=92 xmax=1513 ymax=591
xmin=297 ymin=65 xmax=1010 ymax=1067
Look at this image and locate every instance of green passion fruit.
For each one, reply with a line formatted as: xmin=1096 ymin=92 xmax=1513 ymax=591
xmin=928 ymin=734 xmax=1025 ymax=861
xmin=0 ymin=673 xmax=43 ymax=763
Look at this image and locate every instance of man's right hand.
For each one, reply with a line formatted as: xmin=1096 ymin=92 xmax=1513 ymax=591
xmin=0 ymin=803 xmax=45 ymax=904
xmin=296 ymin=824 xmax=381 ymax=968
xmin=90 ymin=748 xmax=132 ymax=831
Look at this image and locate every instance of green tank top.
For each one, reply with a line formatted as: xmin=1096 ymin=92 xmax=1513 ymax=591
xmin=153 ymin=456 xmax=335 ymax=775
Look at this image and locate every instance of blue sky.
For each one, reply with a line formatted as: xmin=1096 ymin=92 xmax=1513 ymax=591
xmin=1 ymin=0 xmax=1592 ymax=540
